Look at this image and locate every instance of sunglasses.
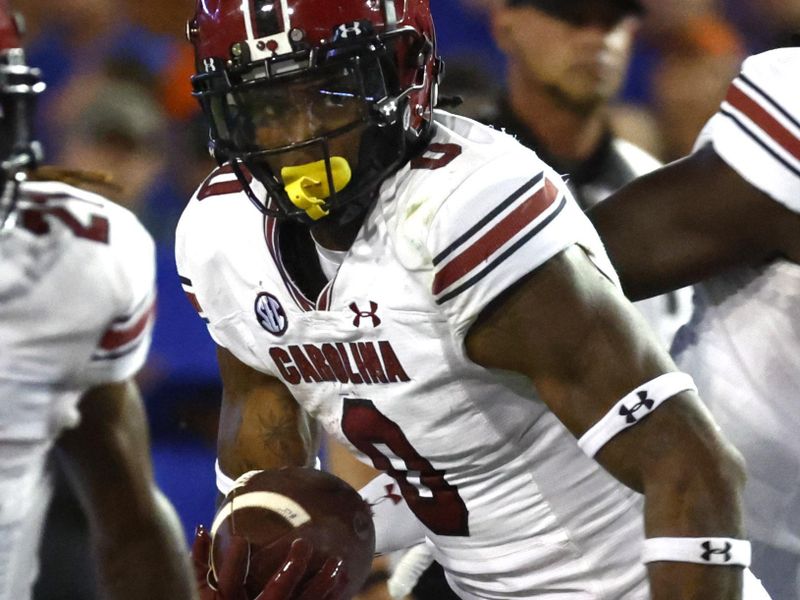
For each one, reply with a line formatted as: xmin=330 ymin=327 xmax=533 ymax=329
xmin=506 ymin=0 xmax=644 ymax=29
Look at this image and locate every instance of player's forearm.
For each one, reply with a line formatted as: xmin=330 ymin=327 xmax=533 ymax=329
xmin=93 ymin=490 xmax=198 ymax=600
xmin=216 ymin=346 xmax=321 ymax=476
xmin=633 ymin=427 xmax=747 ymax=599
xmin=217 ymin=406 xmax=320 ymax=477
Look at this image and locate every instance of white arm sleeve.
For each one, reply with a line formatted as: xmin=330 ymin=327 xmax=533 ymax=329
xmin=387 ymin=543 xmax=435 ymax=600
xmin=358 ymin=472 xmax=426 ymax=554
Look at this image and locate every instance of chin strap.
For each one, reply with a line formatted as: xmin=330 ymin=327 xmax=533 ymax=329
xmin=281 ymin=157 xmax=352 ymax=221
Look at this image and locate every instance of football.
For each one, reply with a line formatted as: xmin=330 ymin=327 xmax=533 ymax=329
xmin=209 ymin=467 xmax=375 ymax=599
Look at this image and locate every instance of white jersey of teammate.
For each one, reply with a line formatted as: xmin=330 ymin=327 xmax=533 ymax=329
xmin=0 ymin=180 xmax=155 ymax=600
xmin=673 ymin=48 xmax=800 ymax=554
xmin=178 ymin=111 xmax=653 ymax=599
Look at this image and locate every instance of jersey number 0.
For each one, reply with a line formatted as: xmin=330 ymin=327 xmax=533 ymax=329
xmin=341 ymin=398 xmax=470 ymax=536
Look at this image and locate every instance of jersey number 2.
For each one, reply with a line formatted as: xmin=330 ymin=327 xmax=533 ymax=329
xmin=341 ymin=398 xmax=469 ymax=536
xmin=21 ymin=206 xmax=110 ymax=244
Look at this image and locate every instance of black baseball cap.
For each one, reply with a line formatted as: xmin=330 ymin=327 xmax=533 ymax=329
xmin=506 ymin=0 xmax=645 ymax=28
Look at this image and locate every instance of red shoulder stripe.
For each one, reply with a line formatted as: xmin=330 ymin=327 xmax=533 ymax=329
xmin=99 ymin=301 xmax=155 ymax=351
xmin=432 ymin=179 xmax=559 ymax=295
xmin=727 ymin=82 xmax=800 ymax=161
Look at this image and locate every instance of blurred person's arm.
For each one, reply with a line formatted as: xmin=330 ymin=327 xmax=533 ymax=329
xmin=589 ymin=144 xmax=800 ymax=300
xmin=55 ymin=379 xmax=198 ymax=600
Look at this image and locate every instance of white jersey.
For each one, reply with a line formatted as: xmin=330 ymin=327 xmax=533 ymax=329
xmin=674 ymin=48 xmax=800 ymax=553
xmin=177 ymin=111 xmax=650 ymax=599
xmin=0 ymin=180 xmax=155 ymax=600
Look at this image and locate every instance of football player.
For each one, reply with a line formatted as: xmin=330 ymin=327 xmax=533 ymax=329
xmin=0 ymin=5 xmax=197 ymax=600
xmin=589 ymin=46 xmax=800 ymax=600
xmin=178 ymin=0 xmax=768 ymax=597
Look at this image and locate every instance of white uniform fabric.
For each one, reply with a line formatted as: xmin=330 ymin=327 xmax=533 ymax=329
xmin=178 ymin=111 xmax=652 ymax=599
xmin=675 ymin=48 xmax=800 ymax=555
xmin=0 ymin=180 xmax=155 ymax=600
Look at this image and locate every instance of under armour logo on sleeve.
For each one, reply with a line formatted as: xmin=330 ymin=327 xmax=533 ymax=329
xmin=383 ymin=483 xmax=403 ymax=505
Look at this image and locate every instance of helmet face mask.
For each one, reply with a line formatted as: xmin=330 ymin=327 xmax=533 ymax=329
xmin=189 ymin=0 xmax=440 ymax=225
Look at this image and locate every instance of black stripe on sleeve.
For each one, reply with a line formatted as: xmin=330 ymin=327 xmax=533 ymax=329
xmin=435 ymin=195 xmax=567 ymax=305
xmin=432 ymin=172 xmax=544 ymax=266
xmin=739 ymin=74 xmax=800 ymax=132
xmin=720 ymin=108 xmax=800 ymax=178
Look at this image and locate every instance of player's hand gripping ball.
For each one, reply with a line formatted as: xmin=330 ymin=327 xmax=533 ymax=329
xmin=208 ymin=468 xmax=375 ymax=599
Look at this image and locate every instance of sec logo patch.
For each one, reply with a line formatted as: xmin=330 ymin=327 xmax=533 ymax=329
xmin=254 ymin=292 xmax=287 ymax=336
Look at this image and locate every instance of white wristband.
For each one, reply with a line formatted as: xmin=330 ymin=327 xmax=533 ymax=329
xmin=387 ymin=543 xmax=434 ymax=600
xmin=215 ymin=459 xmax=236 ymax=496
xmin=578 ymin=372 xmax=697 ymax=457
xmin=215 ymin=457 xmax=323 ymax=497
xmin=643 ymin=537 xmax=751 ymax=567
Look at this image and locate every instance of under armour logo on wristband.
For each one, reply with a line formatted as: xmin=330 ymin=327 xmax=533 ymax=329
xmin=701 ymin=540 xmax=733 ymax=562
xmin=618 ymin=391 xmax=655 ymax=423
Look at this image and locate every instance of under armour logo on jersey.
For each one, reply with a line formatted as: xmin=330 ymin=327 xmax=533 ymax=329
xmin=701 ymin=540 xmax=733 ymax=562
xmin=255 ymin=292 xmax=288 ymax=336
xmin=618 ymin=390 xmax=655 ymax=424
xmin=350 ymin=301 xmax=381 ymax=328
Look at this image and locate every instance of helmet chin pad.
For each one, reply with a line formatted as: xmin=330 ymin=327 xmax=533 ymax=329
xmin=281 ymin=156 xmax=352 ymax=221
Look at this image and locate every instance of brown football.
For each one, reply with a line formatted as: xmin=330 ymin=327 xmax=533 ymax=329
xmin=209 ymin=467 xmax=375 ymax=599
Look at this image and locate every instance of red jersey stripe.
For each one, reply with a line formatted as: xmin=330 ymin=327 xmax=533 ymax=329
xmin=99 ymin=302 xmax=155 ymax=350
xmin=727 ymin=82 xmax=800 ymax=162
xmin=184 ymin=291 xmax=204 ymax=314
xmin=432 ymin=179 xmax=560 ymax=295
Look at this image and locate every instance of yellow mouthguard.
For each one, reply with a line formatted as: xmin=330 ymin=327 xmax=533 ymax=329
xmin=281 ymin=157 xmax=352 ymax=221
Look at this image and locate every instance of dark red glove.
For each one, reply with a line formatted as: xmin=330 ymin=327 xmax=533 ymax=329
xmin=191 ymin=525 xmax=349 ymax=600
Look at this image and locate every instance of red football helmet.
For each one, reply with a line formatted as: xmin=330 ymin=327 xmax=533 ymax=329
xmin=188 ymin=0 xmax=442 ymax=224
xmin=0 ymin=0 xmax=44 ymax=227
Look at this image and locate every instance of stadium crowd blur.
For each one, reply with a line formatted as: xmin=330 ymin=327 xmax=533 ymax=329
xmin=21 ymin=0 xmax=799 ymax=598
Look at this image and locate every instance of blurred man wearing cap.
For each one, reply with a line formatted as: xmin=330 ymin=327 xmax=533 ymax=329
xmin=481 ymin=0 xmax=692 ymax=349
xmin=488 ymin=0 xmax=645 ymax=210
